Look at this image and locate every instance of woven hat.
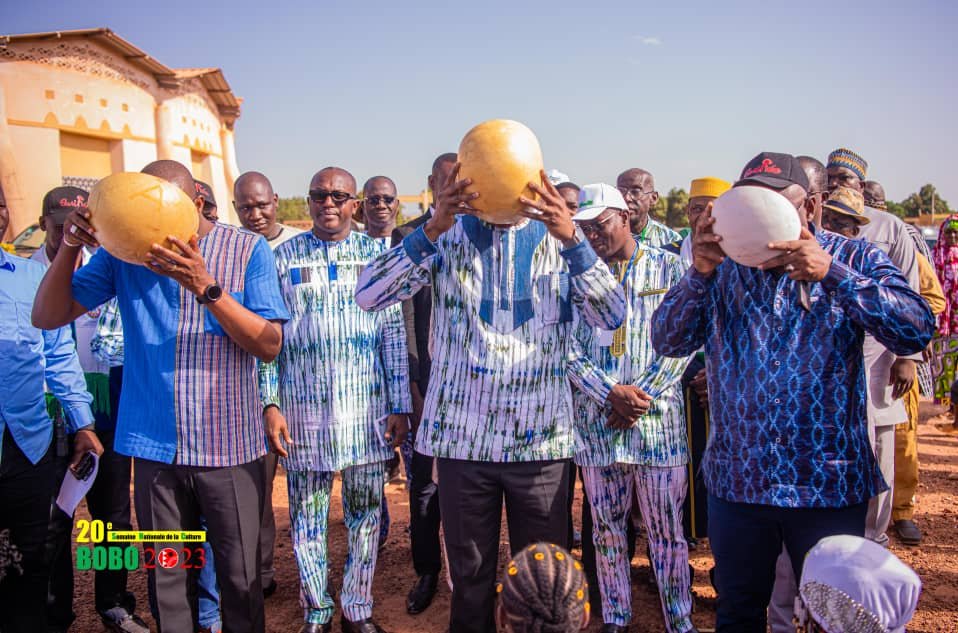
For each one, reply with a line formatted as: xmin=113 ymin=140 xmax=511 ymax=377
xmin=827 ymin=148 xmax=868 ymax=181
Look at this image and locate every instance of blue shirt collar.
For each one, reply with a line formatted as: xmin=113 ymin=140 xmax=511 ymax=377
xmin=0 ymin=248 xmax=15 ymax=271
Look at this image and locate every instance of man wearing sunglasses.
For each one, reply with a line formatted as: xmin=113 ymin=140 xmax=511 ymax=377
xmin=261 ymin=167 xmax=410 ymax=633
xmin=356 ymin=164 xmax=625 ymax=633
xmin=362 ymin=177 xmax=402 ymax=242
xmin=616 ymin=168 xmax=681 ymax=247
xmin=567 ymin=183 xmax=695 ymax=633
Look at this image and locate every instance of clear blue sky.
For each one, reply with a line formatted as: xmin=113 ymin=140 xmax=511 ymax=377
xmin=6 ymin=1 xmax=958 ymax=207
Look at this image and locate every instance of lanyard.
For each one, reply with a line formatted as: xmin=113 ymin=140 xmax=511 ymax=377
xmin=610 ymin=240 xmax=641 ymax=358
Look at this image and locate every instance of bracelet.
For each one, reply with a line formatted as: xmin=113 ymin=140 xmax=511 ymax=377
xmin=62 ymin=234 xmax=83 ymax=248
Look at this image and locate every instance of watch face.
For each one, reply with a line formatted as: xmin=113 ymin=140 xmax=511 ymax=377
xmin=206 ymin=284 xmax=223 ymax=301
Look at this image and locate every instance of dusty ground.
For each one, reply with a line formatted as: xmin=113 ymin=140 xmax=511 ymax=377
xmin=67 ymin=400 xmax=957 ymax=632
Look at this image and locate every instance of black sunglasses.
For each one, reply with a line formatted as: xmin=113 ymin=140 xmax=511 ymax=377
xmin=365 ymin=195 xmax=396 ymax=206
xmin=308 ymin=189 xmax=354 ymax=204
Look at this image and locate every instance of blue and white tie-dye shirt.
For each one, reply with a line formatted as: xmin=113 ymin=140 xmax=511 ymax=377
xmin=355 ymin=217 xmax=626 ymax=463
xmin=568 ymin=246 xmax=691 ymax=467
xmin=260 ymin=230 xmax=411 ymax=472
xmin=651 ymin=229 xmax=934 ymax=508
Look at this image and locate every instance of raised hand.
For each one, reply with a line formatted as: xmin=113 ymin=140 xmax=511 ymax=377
xmin=691 ymin=202 xmax=725 ymax=276
xmin=423 ymin=162 xmax=480 ymax=241
xmin=518 ymin=170 xmax=576 ymax=243
xmin=761 ymin=227 xmax=832 ymax=281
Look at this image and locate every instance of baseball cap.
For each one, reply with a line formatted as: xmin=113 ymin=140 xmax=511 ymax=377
xmin=736 ymin=152 xmax=809 ymax=192
xmin=41 ymin=186 xmax=88 ymax=221
xmin=194 ymin=180 xmax=216 ymax=209
xmin=573 ymin=183 xmax=628 ymax=222
xmin=823 ymin=186 xmax=870 ymax=225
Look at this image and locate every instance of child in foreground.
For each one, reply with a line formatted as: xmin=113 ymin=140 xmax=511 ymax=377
xmin=496 ymin=542 xmax=590 ymax=633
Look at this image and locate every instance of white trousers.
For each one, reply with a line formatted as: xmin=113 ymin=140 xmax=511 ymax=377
xmin=866 ymin=424 xmax=896 ymax=546
xmin=582 ymin=463 xmax=693 ymax=633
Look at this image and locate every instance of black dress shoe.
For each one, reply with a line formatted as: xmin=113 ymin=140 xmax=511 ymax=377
xmin=406 ymin=573 xmax=439 ymax=615
xmin=263 ymin=579 xmax=278 ymax=598
xmin=340 ymin=615 xmax=387 ymax=633
xmin=600 ymin=625 xmax=630 ymax=633
xmin=894 ymin=519 xmax=923 ymax=545
xmin=298 ymin=623 xmax=331 ymax=633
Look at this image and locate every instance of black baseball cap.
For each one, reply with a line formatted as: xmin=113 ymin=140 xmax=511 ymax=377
xmin=735 ymin=152 xmax=809 ymax=192
xmin=41 ymin=186 xmax=88 ymax=221
xmin=194 ymin=180 xmax=216 ymax=209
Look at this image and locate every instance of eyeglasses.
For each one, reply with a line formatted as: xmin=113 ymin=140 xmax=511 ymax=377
xmin=364 ymin=195 xmax=396 ymax=206
xmin=308 ymin=189 xmax=354 ymax=204
xmin=616 ymin=186 xmax=654 ymax=199
xmin=577 ymin=211 xmax=620 ymax=236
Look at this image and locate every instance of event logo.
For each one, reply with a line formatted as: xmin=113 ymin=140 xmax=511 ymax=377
xmin=73 ymin=519 xmax=206 ymax=571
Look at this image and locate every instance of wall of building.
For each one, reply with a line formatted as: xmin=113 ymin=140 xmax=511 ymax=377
xmin=0 ymin=36 xmax=240 ymax=239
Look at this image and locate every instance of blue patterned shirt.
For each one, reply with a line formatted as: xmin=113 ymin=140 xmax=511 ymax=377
xmin=355 ymin=218 xmax=626 ymax=462
xmin=651 ymin=229 xmax=934 ymax=508
xmin=568 ymin=246 xmax=692 ymax=467
xmin=260 ymin=231 xmax=411 ymax=472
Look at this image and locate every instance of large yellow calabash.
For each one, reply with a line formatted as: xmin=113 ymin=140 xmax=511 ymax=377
xmin=88 ymin=172 xmax=199 ymax=265
xmin=458 ymin=119 xmax=544 ymax=225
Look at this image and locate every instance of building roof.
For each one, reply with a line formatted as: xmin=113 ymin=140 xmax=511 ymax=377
xmin=0 ymin=28 xmax=241 ymax=119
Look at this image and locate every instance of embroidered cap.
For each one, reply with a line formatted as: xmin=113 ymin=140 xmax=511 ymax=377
xmin=573 ymin=183 xmax=628 ymax=222
xmin=827 ymin=148 xmax=868 ymax=182
xmin=797 ymin=535 xmax=921 ymax=633
xmin=689 ymin=177 xmax=732 ymax=199
xmin=736 ymin=152 xmax=809 ymax=192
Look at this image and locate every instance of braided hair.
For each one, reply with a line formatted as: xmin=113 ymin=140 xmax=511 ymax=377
xmin=496 ymin=542 xmax=589 ymax=633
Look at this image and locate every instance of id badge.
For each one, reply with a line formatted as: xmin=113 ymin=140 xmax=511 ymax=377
xmin=598 ymin=329 xmax=614 ymax=347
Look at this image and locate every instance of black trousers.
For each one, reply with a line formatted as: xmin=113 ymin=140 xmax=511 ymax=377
xmin=408 ymin=449 xmax=441 ymax=577
xmin=133 ymin=456 xmax=266 ymax=633
xmin=709 ymin=495 xmax=868 ymax=633
xmin=46 ymin=429 xmax=135 ymax=628
xmin=681 ymin=355 xmax=710 ymax=541
xmin=0 ymin=428 xmax=59 ymax=633
xmin=260 ymin=451 xmax=278 ymax=585
xmin=436 ymin=457 xmax=570 ymax=633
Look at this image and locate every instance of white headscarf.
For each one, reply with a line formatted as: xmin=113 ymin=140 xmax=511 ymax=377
xmin=798 ymin=535 xmax=921 ymax=633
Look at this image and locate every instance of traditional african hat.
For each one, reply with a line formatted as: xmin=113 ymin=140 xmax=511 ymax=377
xmin=823 ymin=186 xmax=870 ymax=225
xmin=689 ymin=177 xmax=732 ymax=199
xmin=797 ymin=535 xmax=921 ymax=633
xmin=827 ymin=148 xmax=868 ymax=181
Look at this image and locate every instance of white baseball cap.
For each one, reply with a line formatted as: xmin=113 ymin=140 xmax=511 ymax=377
xmin=546 ymin=169 xmax=570 ymax=185
xmin=573 ymin=183 xmax=629 ymax=222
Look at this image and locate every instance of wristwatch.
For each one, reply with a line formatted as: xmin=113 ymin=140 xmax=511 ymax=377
xmin=196 ymin=283 xmax=223 ymax=305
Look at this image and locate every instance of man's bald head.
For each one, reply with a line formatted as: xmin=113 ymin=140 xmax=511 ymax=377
xmin=234 ymin=171 xmax=275 ymax=199
xmin=310 ymin=167 xmax=356 ymax=195
xmin=797 ymin=156 xmax=826 ymax=194
xmin=864 ymin=180 xmax=886 ymax=207
xmin=141 ymin=160 xmax=195 ymax=199
xmin=363 ymin=176 xmax=397 ymax=196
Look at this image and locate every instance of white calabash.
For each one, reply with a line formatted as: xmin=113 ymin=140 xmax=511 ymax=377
xmin=710 ymin=186 xmax=801 ymax=267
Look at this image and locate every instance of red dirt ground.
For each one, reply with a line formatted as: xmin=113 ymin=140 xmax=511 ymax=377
xmin=66 ymin=399 xmax=958 ymax=632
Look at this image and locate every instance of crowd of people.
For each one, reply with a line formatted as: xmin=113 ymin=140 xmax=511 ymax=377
xmin=0 ymin=144 xmax=947 ymax=633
